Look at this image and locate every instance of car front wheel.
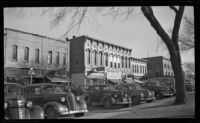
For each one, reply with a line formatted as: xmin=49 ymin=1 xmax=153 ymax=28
xmin=46 ymin=107 xmax=59 ymax=119
xmin=103 ymin=98 xmax=113 ymax=108
xmin=132 ymin=96 xmax=140 ymax=105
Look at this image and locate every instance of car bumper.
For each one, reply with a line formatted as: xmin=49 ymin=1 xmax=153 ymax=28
xmin=162 ymin=93 xmax=173 ymax=97
xmin=115 ymin=98 xmax=132 ymax=105
xmin=60 ymin=109 xmax=88 ymax=115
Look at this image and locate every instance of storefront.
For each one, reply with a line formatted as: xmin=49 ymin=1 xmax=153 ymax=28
xmin=86 ymin=72 xmax=106 ymax=85
xmin=107 ymin=71 xmax=122 ymax=85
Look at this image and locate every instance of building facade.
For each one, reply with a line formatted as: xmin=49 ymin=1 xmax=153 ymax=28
xmin=130 ymin=57 xmax=147 ymax=79
xmin=143 ymin=56 xmax=174 ymax=78
xmin=4 ymin=28 xmax=70 ymax=85
xmin=69 ymin=35 xmax=132 ymax=87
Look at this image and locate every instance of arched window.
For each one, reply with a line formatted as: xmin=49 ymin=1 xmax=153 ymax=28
xmin=56 ymin=52 xmax=59 ymax=65
xmin=100 ymin=52 xmax=103 ymax=66
xmin=105 ymin=53 xmax=108 ymax=66
xmin=125 ymin=57 xmax=127 ymax=68
xmin=12 ymin=45 xmax=18 ymax=60
xmin=118 ymin=56 xmax=120 ymax=68
xmin=87 ymin=49 xmax=91 ymax=65
xmin=110 ymin=54 xmax=113 ymax=68
xmin=94 ymin=51 xmax=97 ymax=65
xmin=121 ymin=56 xmax=124 ymax=68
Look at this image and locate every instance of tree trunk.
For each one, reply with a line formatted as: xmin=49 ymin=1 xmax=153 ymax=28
xmin=170 ymin=48 xmax=186 ymax=104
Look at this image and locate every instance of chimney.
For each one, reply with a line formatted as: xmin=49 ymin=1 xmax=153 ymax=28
xmin=72 ymin=35 xmax=76 ymax=39
xmin=66 ymin=37 xmax=69 ymax=41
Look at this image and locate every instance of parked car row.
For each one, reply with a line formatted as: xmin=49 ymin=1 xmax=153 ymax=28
xmin=4 ymin=80 xmax=178 ymax=119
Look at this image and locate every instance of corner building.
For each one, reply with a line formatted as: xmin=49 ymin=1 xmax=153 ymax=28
xmin=4 ymin=28 xmax=70 ymax=85
xmin=69 ymin=35 xmax=132 ymax=87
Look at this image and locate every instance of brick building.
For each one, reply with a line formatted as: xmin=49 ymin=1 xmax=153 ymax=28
xmin=4 ymin=28 xmax=70 ymax=85
xmin=142 ymin=56 xmax=174 ymax=78
xmin=69 ymin=35 xmax=132 ymax=86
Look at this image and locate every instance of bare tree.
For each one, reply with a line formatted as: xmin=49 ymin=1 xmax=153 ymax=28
xmin=6 ymin=6 xmax=189 ymax=104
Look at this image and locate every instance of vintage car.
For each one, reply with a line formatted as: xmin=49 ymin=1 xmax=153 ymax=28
xmin=4 ymin=82 xmax=44 ymax=119
xmin=85 ymin=84 xmax=132 ymax=108
xmin=143 ymin=81 xmax=174 ymax=99
xmin=24 ymin=83 xmax=88 ymax=119
xmin=115 ymin=83 xmax=155 ymax=105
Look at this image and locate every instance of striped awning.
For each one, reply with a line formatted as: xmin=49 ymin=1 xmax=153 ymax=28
xmin=86 ymin=72 xmax=105 ymax=79
xmin=46 ymin=76 xmax=71 ymax=83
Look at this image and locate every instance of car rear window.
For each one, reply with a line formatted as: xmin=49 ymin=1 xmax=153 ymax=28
xmin=5 ymin=85 xmax=23 ymax=95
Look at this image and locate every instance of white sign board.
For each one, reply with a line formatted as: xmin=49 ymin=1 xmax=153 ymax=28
xmin=107 ymin=72 xmax=121 ymax=79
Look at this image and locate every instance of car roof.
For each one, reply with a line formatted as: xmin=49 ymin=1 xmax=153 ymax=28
xmin=4 ymin=81 xmax=24 ymax=87
xmin=25 ymin=83 xmax=65 ymax=87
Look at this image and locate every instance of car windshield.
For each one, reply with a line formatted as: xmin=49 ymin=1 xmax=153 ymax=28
xmin=124 ymin=85 xmax=135 ymax=90
xmin=43 ymin=85 xmax=67 ymax=94
xmin=5 ymin=85 xmax=23 ymax=96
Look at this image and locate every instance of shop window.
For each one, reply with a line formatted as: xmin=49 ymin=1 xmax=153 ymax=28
xmin=35 ymin=49 xmax=39 ymax=63
xmin=24 ymin=47 xmax=29 ymax=62
xmin=12 ymin=45 xmax=18 ymax=60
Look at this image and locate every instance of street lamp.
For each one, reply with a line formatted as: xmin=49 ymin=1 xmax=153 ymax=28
xmin=28 ymin=68 xmax=35 ymax=85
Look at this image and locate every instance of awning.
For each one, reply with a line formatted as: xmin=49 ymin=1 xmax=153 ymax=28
xmin=86 ymin=72 xmax=105 ymax=79
xmin=124 ymin=79 xmax=136 ymax=84
xmin=46 ymin=76 xmax=71 ymax=83
xmin=134 ymin=79 xmax=145 ymax=84
xmin=108 ymin=79 xmax=122 ymax=84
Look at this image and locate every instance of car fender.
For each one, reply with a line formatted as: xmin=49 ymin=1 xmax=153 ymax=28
xmin=43 ymin=101 xmax=67 ymax=114
xmin=76 ymin=100 xmax=87 ymax=110
xmin=29 ymin=105 xmax=44 ymax=119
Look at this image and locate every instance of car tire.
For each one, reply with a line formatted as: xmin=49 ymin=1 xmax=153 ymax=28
xmin=103 ymin=98 xmax=113 ymax=109
xmin=74 ymin=113 xmax=85 ymax=117
xmin=132 ymin=96 xmax=140 ymax=105
xmin=86 ymin=97 xmax=92 ymax=107
xmin=46 ymin=107 xmax=59 ymax=119
xmin=155 ymin=92 xmax=162 ymax=99
xmin=25 ymin=108 xmax=30 ymax=119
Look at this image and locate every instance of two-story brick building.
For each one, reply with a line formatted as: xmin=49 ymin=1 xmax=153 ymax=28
xmin=142 ymin=56 xmax=174 ymax=78
xmin=69 ymin=35 xmax=133 ymax=87
xmin=4 ymin=28 xmax=70 ymax=85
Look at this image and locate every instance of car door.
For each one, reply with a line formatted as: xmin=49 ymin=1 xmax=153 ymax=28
xmin=26 ymin=86 xmax=44 ymax=106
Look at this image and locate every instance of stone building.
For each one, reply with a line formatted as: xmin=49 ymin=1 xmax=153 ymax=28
xmin=143 ymin=56 xmax=174 ymax=78
xmin=4 ymin=28 xmax=70 ymax=85
xmin=130 ymin=57 xmax=147 ymax=79
xmin=69 ymin=35 xmax=132 ymax=87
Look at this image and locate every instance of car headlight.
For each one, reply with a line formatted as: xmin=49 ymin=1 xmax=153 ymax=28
xmin=4 ymin=102 xmax=8 ymax=109
xmin=76 ymin=96 xmax=80 ymax=101
xmin=140 ymin=93 xmax=144 ymax=97
xmin=59 ymin=107 xmax=68 ymax=112
xmin=124 ymin=94 xmax=128 ymax=98
xmin=26 ymin=100 xmax=33 ymax=108
xmin=114 ymin=94 xmax=117 ymax=98
xmin=61 ymin=97 xmax=66 ymax=102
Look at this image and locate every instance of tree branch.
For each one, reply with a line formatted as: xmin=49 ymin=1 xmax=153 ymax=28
xmin=141 ymin=6 xmax=175 ymax=54
xmin=171 ymin=6 xmax=185 ymax=45
xmin=170 ymin=6 xmax=178 ymax=13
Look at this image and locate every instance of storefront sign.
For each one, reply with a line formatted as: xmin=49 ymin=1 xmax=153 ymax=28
xmin=107 ymin=72 xmax=121 ymax=80
xmin=87 ymin=72 xmax=105 ymax=79
xmin=5 ymin=67 xmax=42 ymax=76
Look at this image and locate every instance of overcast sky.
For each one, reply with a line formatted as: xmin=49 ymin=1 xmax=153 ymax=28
xmin=4 ymin=7 xmax=194 ymax=63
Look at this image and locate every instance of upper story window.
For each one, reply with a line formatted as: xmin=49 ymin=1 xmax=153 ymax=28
xmin=48 ymin=51 xmax=53 ymax=64
xmin=121 ymin=56 xmax=124 ymax=68
xmin=56 ymin=52 xmax=59 ymax=65
xmin=100 ymin=52 xmax=103 ymax=66
xmin=94 ymin=51 xmax=97 ymax=65
xmin=63 ymin=53 xmax=66 ymax=65
xmin=35 ymin=49 xmax=40 ymax=63
xmin=128 ymin=58 xmax=131 ymax=68
xmin=87 ymin=49 xmax=91 ymax=65
xmin=125 ymin=57 xmax=127 ymax=68
xmin=24 ymin=47 xmax=29 ymax=62
xmin=12 ymin=45 xmax=18 ymax=60
xmin=75 ymin=55 xmax=79 ymax=66
xmin=105 ymin=53 xmax=108 ymax=66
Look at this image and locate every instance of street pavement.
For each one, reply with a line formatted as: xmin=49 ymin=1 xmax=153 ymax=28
xmin=78 ymin=91 xmax=195 ymax=119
